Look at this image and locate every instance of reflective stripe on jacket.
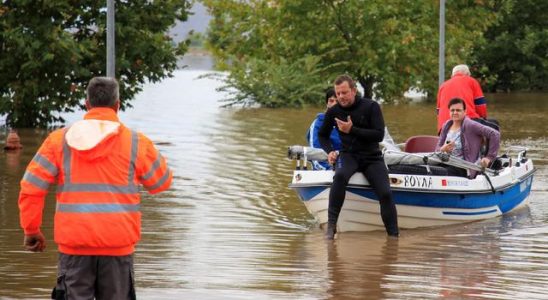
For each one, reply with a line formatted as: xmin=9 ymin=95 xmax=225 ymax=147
xmin=19 ymin=107 xmax=172 ymax=256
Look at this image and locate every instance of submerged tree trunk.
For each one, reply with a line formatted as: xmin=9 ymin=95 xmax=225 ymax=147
xmin=9 ymin=93 xmax=40 ymax=128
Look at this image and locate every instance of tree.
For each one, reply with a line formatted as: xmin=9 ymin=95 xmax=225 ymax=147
xmin=0 ymin=1 xmax=191 ymax=128
xmin=472 ymin=0 xmax=548 ymax=92
xmin=206 ymin=55 xmax=332 ymax=108
xmin=202 ymin=0 xmax=496 ymax=107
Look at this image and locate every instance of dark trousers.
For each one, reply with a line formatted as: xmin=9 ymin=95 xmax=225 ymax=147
xmin=53 ymin=253 xmax=136 ymax=300
xmin=329 ymin=153 xmax=399 ymax=235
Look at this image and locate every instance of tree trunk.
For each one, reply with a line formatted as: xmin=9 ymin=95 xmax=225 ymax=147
xmin=357 ymin=75 xmax=375 ymax=99
xmin=9 ymin=93 xmax=40 ymax=128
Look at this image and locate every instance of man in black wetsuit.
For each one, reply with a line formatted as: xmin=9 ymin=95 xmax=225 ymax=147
xmin=318 ymin=75 xmax=399 ymax=240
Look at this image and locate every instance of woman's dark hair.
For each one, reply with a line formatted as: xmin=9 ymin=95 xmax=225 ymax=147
xmin=325 ymin=87 xmax=336 ymax=103
xmin=448 ymin=97 xmax=466 ymax=110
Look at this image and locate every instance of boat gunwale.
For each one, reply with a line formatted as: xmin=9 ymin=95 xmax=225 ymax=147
xmin=288 ymin=167 xmax=536 ymax=195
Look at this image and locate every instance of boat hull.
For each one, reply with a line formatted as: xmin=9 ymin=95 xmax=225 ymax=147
xmin=290 ymin=159 xmax=535 ymax=232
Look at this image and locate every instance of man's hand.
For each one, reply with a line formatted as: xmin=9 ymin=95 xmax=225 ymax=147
xmin=480 ymin=157 xmax=491 ymax=169
xmin=327 ymin=151 xmax=339 ymax=165
xmin=335 ymin=116 xmax=353 ymax=134
xmin=24 ymin=233 xmax=46 ymax=252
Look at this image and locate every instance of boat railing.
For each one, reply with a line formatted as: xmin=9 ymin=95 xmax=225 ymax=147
xmin=384 ymin=150 xmax=498 ymax=176
xmin=288 ymin=145 xmax=499 ymax=175
xmin=503 ymin=146 xmax=529 ymax=163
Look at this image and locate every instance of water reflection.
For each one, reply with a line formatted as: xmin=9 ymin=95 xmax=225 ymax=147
xmin=0 ymin=70 xmax=547 ymax=299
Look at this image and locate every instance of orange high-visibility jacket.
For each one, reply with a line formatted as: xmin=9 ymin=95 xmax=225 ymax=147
xmin=19 ymin=108 xmax=172 ymax=256
xmin=436 ymin=73 xmax=488 ymax=132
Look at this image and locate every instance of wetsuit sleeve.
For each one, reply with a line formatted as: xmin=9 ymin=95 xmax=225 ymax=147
xmin=330 ymin=129 xmax=342 ymax=151
xmin=137 ymin=134 xmax=172 ymax=194
xmin=19 ymin=134 xmax=59 ymax=235
xmin=318 ymin=109 xmax=336 ymax=153
xmin=349 ymin=102 xmax=385 ymax=142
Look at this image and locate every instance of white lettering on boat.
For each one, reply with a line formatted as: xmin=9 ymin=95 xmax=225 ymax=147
xmin=403 ymin=176 xmax=433 ymax=188
xmin=447 ymin=180 xmax=469 ymax=187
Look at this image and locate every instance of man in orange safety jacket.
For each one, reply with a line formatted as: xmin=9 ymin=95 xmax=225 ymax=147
xmin=18 ymin=77 xmax=172 ymax=299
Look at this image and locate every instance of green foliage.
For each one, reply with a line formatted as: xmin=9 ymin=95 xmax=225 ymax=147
xmin=188 ymin=31 xmax=205 ymax=48
xmin=472 ymin=0 xmax=548 ymax=92
xmin=206 ymin=55 xmax=335 ymax=107
xmin=203 ymin=0 xmax=496 ymax=106
xmin=0 ymin=1 xmax=191 ymax=128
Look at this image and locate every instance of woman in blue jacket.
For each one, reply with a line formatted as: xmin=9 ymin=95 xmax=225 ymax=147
xmin=306 ymin=88 xmax=342 ymax=170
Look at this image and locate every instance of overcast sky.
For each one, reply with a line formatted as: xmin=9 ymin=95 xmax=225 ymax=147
xmin=169 ymin=2 xmax=211 ymax=43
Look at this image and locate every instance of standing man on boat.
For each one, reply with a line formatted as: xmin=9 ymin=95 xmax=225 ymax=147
xmin=318 ymin=75 xmax=399 ymax=240
xmin=437 ymin=64 xmax=493 ymax=133
xmin=306 ymin=87 xmax=341 ymax=170
xmin=18 ymin=77 xmax=172 ymax=299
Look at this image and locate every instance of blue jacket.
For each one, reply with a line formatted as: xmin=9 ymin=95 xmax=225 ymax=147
xmin=306 ymin=113 xmax=341 ymax=170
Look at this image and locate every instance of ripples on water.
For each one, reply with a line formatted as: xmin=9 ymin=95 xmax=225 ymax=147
xmin=0 ymin=70 xmax=547 ymax=299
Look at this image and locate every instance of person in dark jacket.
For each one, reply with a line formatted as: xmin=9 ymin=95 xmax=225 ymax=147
xmin=318 ymin=75 xmax=399 ymax=240
xmin=306 ymin=87 xmax=341 ymax=170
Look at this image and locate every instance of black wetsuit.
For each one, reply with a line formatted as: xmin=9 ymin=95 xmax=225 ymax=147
xmin=318 ymin=96 xmax=399 ymax=236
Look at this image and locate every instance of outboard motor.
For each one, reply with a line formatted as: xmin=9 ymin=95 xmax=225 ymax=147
xmin=287 ymin=146 xmax=328 ymax=161
xmin=287 ymin=146 xmax=329 ymax=170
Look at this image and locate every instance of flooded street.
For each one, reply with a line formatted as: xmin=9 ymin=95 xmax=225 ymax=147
xmin=1 ymin=68 xmax=547 ymax=299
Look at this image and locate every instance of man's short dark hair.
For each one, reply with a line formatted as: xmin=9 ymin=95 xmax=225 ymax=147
xmin=325 ymin=87 xmax=336 ymax=103
xmin=86 ymin=77 xmax=119 ymax=107
xmin=334 ymin=74 xmax=356 ymax=89
xmin=448 ymin=97 xmax=466 ymax=110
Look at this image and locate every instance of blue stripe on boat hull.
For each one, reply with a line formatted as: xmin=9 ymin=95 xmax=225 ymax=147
xmin=296 ymin=186 xmax=327 ymax=202
xmin=294 ymin=175 xmax=533 ymax=214
xmin=442 ymin=209 xmax=498 ymax=216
